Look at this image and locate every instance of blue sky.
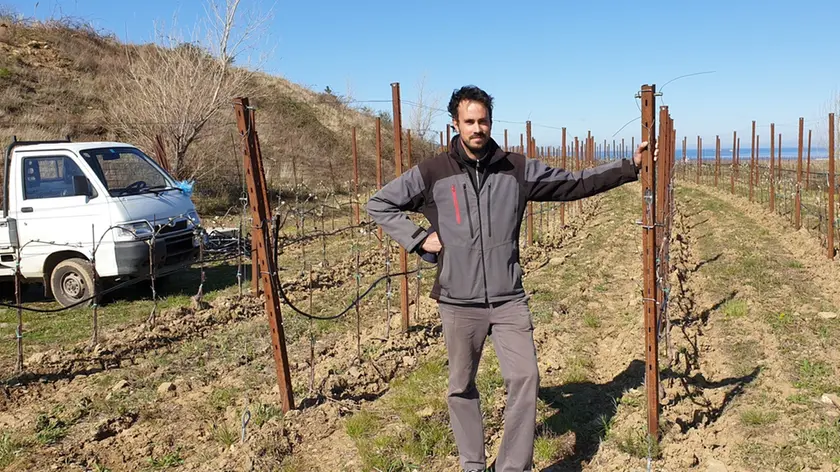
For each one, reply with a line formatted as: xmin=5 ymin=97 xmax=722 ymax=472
xmin=7 ymin=0 xmax=839 ymax=150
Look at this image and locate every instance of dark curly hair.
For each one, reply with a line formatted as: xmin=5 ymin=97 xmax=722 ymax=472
xmin=448 ymin=85 xmax=493 ymax=121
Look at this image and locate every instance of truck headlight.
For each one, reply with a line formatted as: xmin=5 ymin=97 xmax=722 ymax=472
xmin=115 ymin=221 xmax=153 ymax=241
xmin=186 ymin=210 xmax=201 ymax=227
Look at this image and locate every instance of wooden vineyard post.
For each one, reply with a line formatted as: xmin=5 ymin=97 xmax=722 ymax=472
xmin=796 ymin=118 xmax=804 ymax=230
xmin=526 ymin=121 xmax=534 ymax=246
xmin=390 ymin=82 xmax=410 ymax=333
xmin=639 ymin=84 xmax=659 ymax=440
xmin=233 ymin=97 xmax=294 ymax=412
xmin=829 ymin=113 xmax=836 ymax=259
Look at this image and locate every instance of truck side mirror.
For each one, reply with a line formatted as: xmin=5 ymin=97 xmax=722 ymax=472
xmin=73 ymin=175 xmax=91 ymax=197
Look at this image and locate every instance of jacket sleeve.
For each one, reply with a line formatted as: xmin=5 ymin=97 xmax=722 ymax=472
xmin=525 ymin=158 xmax=639 ymax=202
xmin=366 ymin=165 xmax=429 ymax=253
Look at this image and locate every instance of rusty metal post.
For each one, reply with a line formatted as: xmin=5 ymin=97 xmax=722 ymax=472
xmin=796 ymin=118 xmax=804 ymax=230
xmin=656 ymin=107 xmax=668 ymax=328
xmin=526 ymin=121 xmax=534 ymax=246
xmin=376 ymin=118 xmax=383 ymax=242
xmin=806 ymin=129 xmax=812 ymax=190
xmin=248 ymin=107 xmax=271 ymax=297
xmin=731 ymin=131 xmax=737 ymax=194
xmin=390 ymin=83 xmax=410 ymax=333
xmin=749 ymin=121 xmax=756 ymax=202
xmin=504 ymin=129 xmax=509 ymax=151
xmin=406 ymin=129 xmax=413 ymax=168
xmin=640 ymin=84 xmax=659 ymax=440
xmin=234 ymin=97 xmax=294 ymax=412
xmin=778 ymin=133 xmax=782 ymax=180
xmin=696 ymin=136 xmax=701 ymax=184
xmin=520 ymin=133 xmax=524 ymax=155
xmin=756 ymin=135 xmax=761 ymax=201
xmin=575 ymin=137 xmax=582 ymax=214
xmin=352 ymin=127 xmax=360 ymax=225
xmin=682 ymin=137 xmax=687 ymax=181
xmin=828 ymin=113 xmax=836 ymax=259
xmin=439 ymin=130 xmax=444 ymax=152
xmin=770 ymin=123 xmax=776 ymax=212
xmin=561 ymin=127 xmax=567 ymax=226
xmin=715 ymin=135 xmax=720 ymax=188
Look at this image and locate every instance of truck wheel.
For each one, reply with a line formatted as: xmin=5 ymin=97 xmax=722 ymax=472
xmin=50 ymin=258 xmax=98 ymax=308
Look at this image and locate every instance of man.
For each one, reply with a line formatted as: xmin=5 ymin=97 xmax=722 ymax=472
xmin=366 ymin=85 xmax=649 ymax=472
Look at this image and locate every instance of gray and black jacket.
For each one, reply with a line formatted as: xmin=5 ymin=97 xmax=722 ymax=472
xmin=366 ymin=136 xmax=639 ymax=305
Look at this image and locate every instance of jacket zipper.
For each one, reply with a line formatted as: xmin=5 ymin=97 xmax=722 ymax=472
xmin=462 ymin=184 xmax=475 ymax=238
xmin=450 ymin=184 xmax=461 ymax=225
xmin=487 ymin=183 xmax=492 ymax=237
xmin=474 ymin=162 xmax=489 ymax=303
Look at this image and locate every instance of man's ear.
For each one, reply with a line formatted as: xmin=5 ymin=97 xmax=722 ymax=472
xmin=451 ymin=121 xmax=459 ymax=135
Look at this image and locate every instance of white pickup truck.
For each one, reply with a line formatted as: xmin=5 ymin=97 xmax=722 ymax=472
xmin=0 ymin=138 xmax=201 ymax=307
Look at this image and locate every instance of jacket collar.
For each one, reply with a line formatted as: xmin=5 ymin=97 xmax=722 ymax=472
xmin=447 ymin=135 xmax=507 ymax=169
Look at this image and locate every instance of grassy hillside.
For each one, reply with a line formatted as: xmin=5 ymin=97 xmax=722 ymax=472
xmin=0 ymin=14 xmax=434 ymax=213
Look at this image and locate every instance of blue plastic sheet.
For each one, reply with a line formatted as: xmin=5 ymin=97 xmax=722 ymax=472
xmin=174 ymin=180 xmax=194 ymax=197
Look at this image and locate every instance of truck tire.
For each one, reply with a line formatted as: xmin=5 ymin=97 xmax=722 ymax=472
xmin=50 ymin=258 xmax=98 ymax=308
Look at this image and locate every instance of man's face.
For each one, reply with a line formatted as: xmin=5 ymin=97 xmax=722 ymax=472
xmin=452 ymin=100 xmax=492 ymax=154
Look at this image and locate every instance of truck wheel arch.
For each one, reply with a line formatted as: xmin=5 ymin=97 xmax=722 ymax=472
xmin=43 ymin=251 xmax=90 ymax=298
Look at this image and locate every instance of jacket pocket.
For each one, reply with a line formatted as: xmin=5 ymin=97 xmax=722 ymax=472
xmin=438 ymin=245 xmax=483 ymax=302
xmin=484 ymin=241 xmax=524 ymax=300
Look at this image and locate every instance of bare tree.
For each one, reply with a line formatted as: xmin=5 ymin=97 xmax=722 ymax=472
xmin=407 ymin=74 xmax=443 ymax=143
xmin=109 ymin=0 xmax=272 ymax=179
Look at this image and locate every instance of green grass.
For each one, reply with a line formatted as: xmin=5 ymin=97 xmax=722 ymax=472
xmin=561 ymin=356 xmax=593 ymax=384
xmin=0 ymin=432 xmax=27 ymax=468
xmin=345 ymin=410 xmax=381 ymax=440
xmin=0 ymin=262 xmax=240 ymax=372
xmin=723 ymin=299 xmax=748 ymax=318
xmin=34 ymin=412 xmax=68 ymax=445
xmin=739 ymin=408 xmax=779 ymax=426
xmin=0 ymin=68 xmax=11 ymax=80
xmin=613 ymin=427 xmax=661 ymax=459
xmin=583 ymin=312 xmax=601 ymax=328
xmin=210 ymin=421 xmax=237 ymax=447
xmin=793 ymin=359 xmax=835 ymax=395
xmin=345 ymin=358 xmax=457 ymax=471
xmin=533 ymin=431 xmax=572 ymax=464
xmin=251 ymin=402 xmax=282 ymax=428
xmin=146 ymin=448 xmax=185 ymax=469
xmin=800 ymin=424 xmax=840 ymax=461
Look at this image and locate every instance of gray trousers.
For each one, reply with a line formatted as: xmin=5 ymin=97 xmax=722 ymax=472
xmin=439 ymin=296 xmax=539 ymax=472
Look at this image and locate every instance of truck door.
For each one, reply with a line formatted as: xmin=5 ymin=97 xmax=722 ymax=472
xmin=11 ymin=152 xmax=111 ymax=279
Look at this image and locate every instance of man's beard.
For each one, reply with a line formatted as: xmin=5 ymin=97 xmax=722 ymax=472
xmin=462 ymin=134 xmax=488 ymax=154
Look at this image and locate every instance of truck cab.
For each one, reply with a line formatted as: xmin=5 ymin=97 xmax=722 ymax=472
xmin=0 ymin=138 xmax=201 ymax=307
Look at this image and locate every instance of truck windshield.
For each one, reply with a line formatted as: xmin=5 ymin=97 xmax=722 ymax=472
xmin=79 ymin=147 xmax=173 ymax=197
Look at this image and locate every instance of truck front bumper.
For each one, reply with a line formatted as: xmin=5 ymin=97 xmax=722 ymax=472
xmin=114 ymin=231 xmax=198 ymax=276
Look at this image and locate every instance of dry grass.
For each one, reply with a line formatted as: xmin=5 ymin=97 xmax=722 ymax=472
xmin=0 ymin=11 xmax=438 ymax=213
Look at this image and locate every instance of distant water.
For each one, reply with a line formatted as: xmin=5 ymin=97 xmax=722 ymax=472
xmin=672 ymin=147 xmax=831 ymax=160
